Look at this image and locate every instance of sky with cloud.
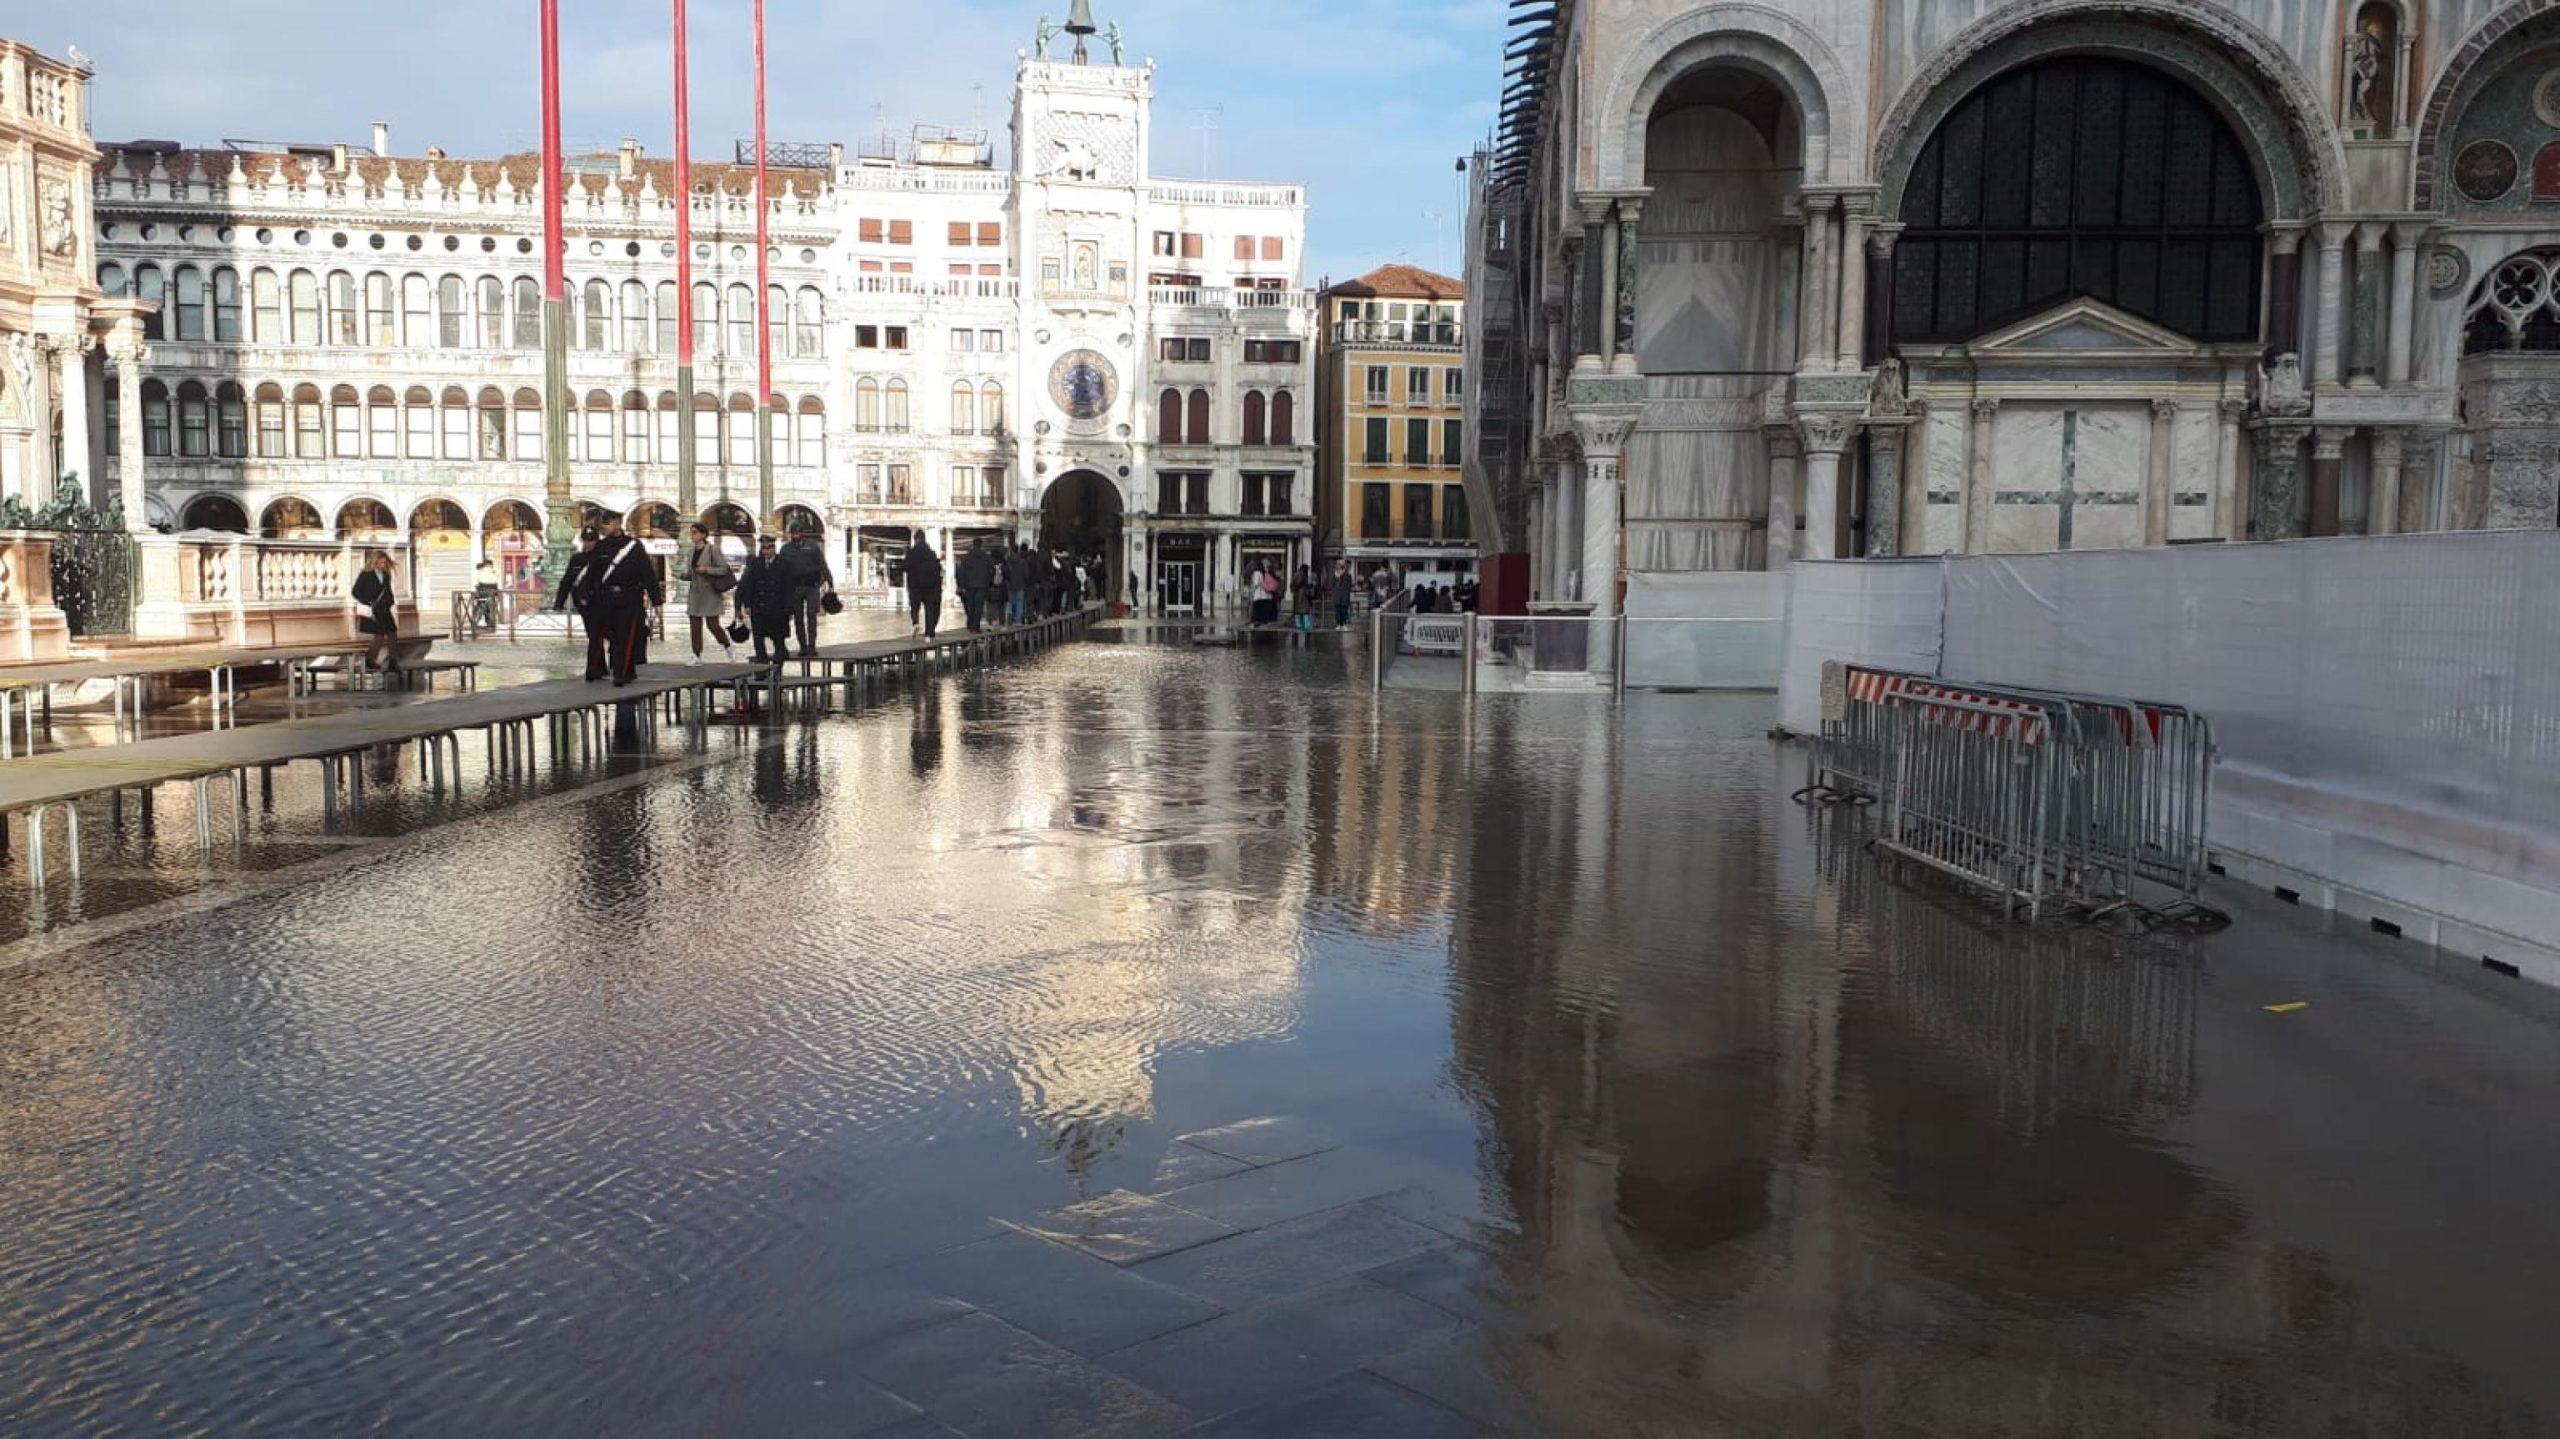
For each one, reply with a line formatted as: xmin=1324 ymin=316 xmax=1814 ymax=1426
xmin=50 ymin=0 xmax=1508 ymax=283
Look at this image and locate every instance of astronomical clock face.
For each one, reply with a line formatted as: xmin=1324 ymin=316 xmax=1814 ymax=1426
xmin=1049 ymin=348 xmax=1118 ymax=434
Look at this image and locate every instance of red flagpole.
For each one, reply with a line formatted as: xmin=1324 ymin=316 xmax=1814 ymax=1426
xmin=674 ymin=0 xmax=697 ymax=518
xmin=753 ymin=0 xmax=774 ymax=523
xmin=539 ymin=0 xmax=571 ymax=576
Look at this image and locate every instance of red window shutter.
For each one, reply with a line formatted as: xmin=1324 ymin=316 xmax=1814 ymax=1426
xmin=948 ymin=221 xmax=971 ymax=246
xmin=1233 ymin=235 xmax=1253 ymax=262
xmin=1261 ymin=236 xmax=1282 ymax=262
xmin=977 ymin=263 xmax=1002 ymax=276
xmin=1158 ymin=389 xmax=1182 ymax=443
xmin=859 ymin=218 xmax=883 ymax=243
xmin=978 ymin=222 xmax=1001 ymax=245
xmin=1242 ymin=390 xmax=1265 ymax=445
xmin=889 ymin=219 xmax=914 ymax=245
xmin=1187 ymin=389 xmax=1210 ymax=445
xmin=1181 ymin=232 xmax=1203 ymax=260
xmin=1271 ymin=390 xmax=1294 ymax=446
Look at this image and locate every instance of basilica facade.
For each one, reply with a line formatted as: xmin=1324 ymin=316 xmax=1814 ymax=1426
xmin=64 ymin=18 xmax=1312 ymax=611
xmin=1469 ymin=0 xmax=2560 ymax=606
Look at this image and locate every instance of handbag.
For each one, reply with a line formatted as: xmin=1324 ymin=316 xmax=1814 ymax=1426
xmin=709 ymin=567 xmax=738 ymax=595
xmin=725 ymin=619 xmax=750 ymax=643
xmin=820 ymin=591 xmax=844 ymax=616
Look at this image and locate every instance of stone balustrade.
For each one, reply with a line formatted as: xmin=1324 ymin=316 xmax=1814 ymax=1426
xmin=134 ymin=534 xmax=418 ymax=647
xmin=0 ymin=531 xmax=73 ymax=662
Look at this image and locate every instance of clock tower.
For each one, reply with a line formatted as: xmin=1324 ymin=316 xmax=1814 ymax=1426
xmin=1008 ymin=15 xmax=1152 ymax=572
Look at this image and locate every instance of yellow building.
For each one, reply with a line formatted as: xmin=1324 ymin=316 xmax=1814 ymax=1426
xmin=1316 ymin=265 xmax=1470 ymax=581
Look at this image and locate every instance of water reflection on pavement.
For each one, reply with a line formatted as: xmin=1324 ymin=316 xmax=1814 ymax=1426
xmin=0 ymin=637 xmax=2554 ymax=1436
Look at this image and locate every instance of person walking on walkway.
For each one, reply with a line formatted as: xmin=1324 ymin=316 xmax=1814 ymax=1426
xmin=904 ymin=530 xmax=945 ymax=639
xmin=780 ymin=525 xmax=833 ymax=659
xmin=352 ymin=549 xmax=400 ymax=673
xmin=1004 ymin=541 xmax=1033 ymax=626
xmin=553 ymin=527 xmax=605 ymax=680
xmin=583 ymin=514 xmax=663 ymax=687
xmin=678 ymin=522 xmax=737 ymax=666
xmin=735 ymin=533 xmax=793 ymax=665
xmin=1328 ymin=559 xmax=1354 ymax=630
xmin=1289 ymin=564 xmax=1316 ymax=631
xmin=956 ymin=539 xmax=997 ymax=634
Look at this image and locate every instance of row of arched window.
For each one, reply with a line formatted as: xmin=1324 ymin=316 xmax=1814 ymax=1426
xmin=1155 ymin=388 xmax=1296 ymax=446
xmin=845 ymin=378 xmax=1010 ymax=436
xmin=129 ymin=381 xmax=828 ymax=469
xmin=98 ymin=262 xmax=828 ymax=360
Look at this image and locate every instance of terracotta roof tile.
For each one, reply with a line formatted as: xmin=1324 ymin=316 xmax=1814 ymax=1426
xmin=1325 ymin=263 xmax=1465 ymax=300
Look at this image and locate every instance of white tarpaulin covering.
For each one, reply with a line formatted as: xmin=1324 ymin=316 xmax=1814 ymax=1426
xmin=1624 ymin=571 xmax=1787 ymax=689
xmin=1780 ymin=532 xmax=2560 ymax=959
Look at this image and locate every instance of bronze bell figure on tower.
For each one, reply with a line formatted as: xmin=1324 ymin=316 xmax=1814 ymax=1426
xmin=1064 ymin=0 xmax=1096 ymax=63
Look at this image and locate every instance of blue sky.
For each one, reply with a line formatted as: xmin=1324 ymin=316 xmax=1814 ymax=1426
xmin=54 ymin=0 xmax=1505 ymax=283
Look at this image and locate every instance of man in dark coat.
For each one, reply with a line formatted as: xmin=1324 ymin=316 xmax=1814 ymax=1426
xmin=552 ymin=527 xmax=606 ymax=681
xmin=955 ymin=539 xmax=997 ymax=633
xmin=1003 ymin=542 xmax=1034 ymax=626
xmin=904 ymin=531 xmax=945 ymax=639
xmin=779 ymin=527 xmax=834 ymax=659
xmin=735 ymin=532 xmax=792 ymax=664
xmin=579 ymin=515 xmax=664 ymax=687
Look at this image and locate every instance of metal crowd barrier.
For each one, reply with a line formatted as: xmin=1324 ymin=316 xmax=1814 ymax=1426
xmin=1810 ymin=663 xmax=2216 ymax=918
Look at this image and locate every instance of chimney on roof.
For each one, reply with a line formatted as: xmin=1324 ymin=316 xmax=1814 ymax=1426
xmin=370 ymin=120 xmax=390 ymax=157
xmin=331 ymin=142 xmax=349 ymax=172
xmin=426 ymin=145 xmax=446 ymax=161
xmin=828 ymin=142 xmax=845 ymax=169
xmin=618 ymin=136 xmax=640 ymax=180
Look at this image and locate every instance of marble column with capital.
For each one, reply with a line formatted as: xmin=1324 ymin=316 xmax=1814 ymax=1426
xmin=1835 ymin=198 xmax=1870 ymax=370
xmin=1798 ymin=414 xmax=1857 ymax=561
xmin=2348 ymin=223 xmax=2385 ymax=386
xmin=1612 ymin=196 xmax=1643 ymax=372
xmin=1555 ymin=451 xmax=1583 ymax=598
xmin=2369 ymin=429 xmax=2404 ymax=535
xmin=2314 ymin=224 xmax=2352 ymax=387
xmin=2253 ymin=426 xmax=2309 ymax=539
xmin=1864 ymin=225 xmax=1901 ymax=369
xmin=2267 ymin=226 xmax=2305 ymax=359
xmin=2145 ymin=399 xmax=2178 ymax=545
xmin=1799 ymin=194 xmax=1836 ymax=371
xmin=2215 ymin=400 xmax=2246 ymax=540
xmin=1898 ymin=402 xmax=1930 ymax=553
xmin=1596 ymin=211 xmax=1623 ymax=370
xmin=1964 ymin=398 xmax=1998 ymax=552
xmin=1864 ymin=422 xmax=1906 ymax=557
xmin=110 ymin=337 xmax=147 ymax=528
xmin=2399 ymin=432 xmax=2439 ymax=533
xmin=1763 ymin=426 xmax=1801 ymax=569
xmin=56 ymin=336 xmax=93 ymax=502
xmin=2385 ymin=222 xmax=2428 ymax=388
xmin=2309 ymin=425 xmax=2351 ymax=537
xmin=1574 ymin=422 xmax=1634 ymax=617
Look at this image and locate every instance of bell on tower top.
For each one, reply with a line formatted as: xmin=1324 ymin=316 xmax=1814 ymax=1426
xmin=1064 ymin=0 xmax=1097 ymax=63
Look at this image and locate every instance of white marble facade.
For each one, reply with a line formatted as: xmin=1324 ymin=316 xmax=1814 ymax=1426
xmin=1489 ymin=0 xmax=2560 ymax=597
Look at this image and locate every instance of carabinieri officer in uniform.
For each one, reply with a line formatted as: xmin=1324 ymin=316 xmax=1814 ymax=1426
xmin=578 ymin=513 xmax=665 ymax=686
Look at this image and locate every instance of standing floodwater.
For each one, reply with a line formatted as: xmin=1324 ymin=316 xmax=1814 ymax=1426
xmin=1 ymin=640 xmax=2554 ymax=1436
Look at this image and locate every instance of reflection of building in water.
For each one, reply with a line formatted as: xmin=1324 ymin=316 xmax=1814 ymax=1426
xmin=1432 ymin=697 xmax=2529 ymax=1433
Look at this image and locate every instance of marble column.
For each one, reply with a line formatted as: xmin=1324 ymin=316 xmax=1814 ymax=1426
xmin=1964 ymin=398 xmax=1998 ymax=553
xmin=1612 ymin=196 xmax=1643 ymax=373
xmin=2314 ymin=223 xmax=2352 ymax=387
xmin=2145 ymin=399 xmax=2178 ymax=545
xmin=1762 ymin=425 xmax=1801 ymax=568
xmin=1864 ymin=225 xmax=1900 ymax=369
xmin=2400 ymin=432 xmax=2439 ymax=533
xmin=1835 ymin=198 xmax=1870 ymax=371
xmin=2215 ymin=399 xmax=2245 ymax=540
xmin=1797 ymin=415 xmax=1855 ymax=561
xmin=56 ymin=336 xmax=93 ymax=499
xmin=1864 ymin=421 xmax=1906 ymax=557
xmin=2252 ymin=425 xmax=2308 ymax=539
xmin=112 ymin=337 xmax=147 ymax=529
xmin=2369 ymin=429 xmax=2404 ymax=535
xmin=1899 ymin=402 xmax=1931 ymax=553
xmin=2385 ymin=221 xmax=2428 ymax=389
xmin=1573 ymin=418 xmax=1635 ymax=617
xmin=1555 ymin=452 xmax=1582 ymax=598
xmin=2309 ymin=425 xmax=2351 ymax=537
xmin=2267 ymin=226 xmax=2305 ymax=358
xmin=2348 ymin=223 xmax=2385 ymax=386
xmin=1596 ymin=213 xmax=1622 ymax=370
xmin=1799 ymin=194 xmax=1835 ymax=370
xmin=1563 ymin=229 xmax=1594 ymax=362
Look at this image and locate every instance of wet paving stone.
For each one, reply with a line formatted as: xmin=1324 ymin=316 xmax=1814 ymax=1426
xmin=891 ymin=1229 xmax=1221 ymax=1356
xmin=1174 ymin=1114 xmax=1339 ymax=1166
xmin=1182 ymin=1371 xmax=1485 ymax=1439
xmin=1131 ymin=1201 xmax=1449 ymax=1307
xmin=850 ymin=1312 xmax=1192 ymax=1439
xmin=1017 ymin=1188 xmax=1238 ymax=1266
xmin=1100 ymin=1277 xmax=1466 ymax=1419
xmin=1144 ymin=1141 xmax=1256 ymax=1193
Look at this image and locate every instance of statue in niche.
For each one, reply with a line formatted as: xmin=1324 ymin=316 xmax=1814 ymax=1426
xmin=2347 ymin=32 xmax=2384 ymax=127
xmin=2259 ymin=352 xmax=2311 ymax=416
xmin=39 ymin=179 xmax=73 ymax=256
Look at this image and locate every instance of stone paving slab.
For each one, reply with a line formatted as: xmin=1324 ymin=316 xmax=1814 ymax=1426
xmin=1015 ymin=1188 xmax=1239 ymax=1266
xmin=1130 ymin=1201 xmax=1448 ymax=1307
xmin=850 ymin=1311 xmax=1193 ymax=1439
xmin=1357 ymin=1243 xmax=1514 ymax=1328
xmin=1181 ymin=1371 xmax=1485 ymax=1438
xmin=1099 ymin=1276 xmax=1464 ymax=1418
xmin=1174 ymin=1113 xmax=1340 ymax=1166
xmin=1153 ymin=1141 xmax=1464 ymax=1230
xmin=1363 ymin=1332 xmax=1543 ymax=1435
xmin=890 ymin=1228 xmax=1220 ymax=1356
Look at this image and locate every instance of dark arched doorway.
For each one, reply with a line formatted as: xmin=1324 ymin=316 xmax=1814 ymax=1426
xmin=1040 ymin=469 xmax=1124 ymax=565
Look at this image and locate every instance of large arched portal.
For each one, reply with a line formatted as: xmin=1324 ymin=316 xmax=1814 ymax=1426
xmin=1040 ymin=470 xmax=1124 ymax=567
xmin=1626 ymin=65 xmax=1805 ymax=573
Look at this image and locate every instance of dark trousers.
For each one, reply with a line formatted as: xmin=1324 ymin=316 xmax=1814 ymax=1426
xmin=749 ymin=608 xmax=791 ymax=663
xmin=595 ymin=590 xmax=647 ymax=683
xmin=791 ymin=586 xmax=821 ymax=655
xmin=576 ymin=602 xmax=606 ymax=680
xmin=910 ymin=591 xmax=942 ymax=638
xmin=961 ymin=588 xmax=988 ymax=632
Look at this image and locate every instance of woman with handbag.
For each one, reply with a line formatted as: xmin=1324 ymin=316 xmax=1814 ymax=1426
xmin=351 ymin=550 xmax=399 ymax=673
xmin=678 ymin=522 xmax=737 ymax=665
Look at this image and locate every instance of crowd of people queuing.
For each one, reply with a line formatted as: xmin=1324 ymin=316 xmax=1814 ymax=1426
xmin=896 ymin=536 xmax=1104 ymax=640
xmin=1231 ymin=559 xmax=1477 ymax=632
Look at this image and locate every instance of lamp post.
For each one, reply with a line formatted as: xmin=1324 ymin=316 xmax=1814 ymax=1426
xmin=753 ymin=0 xmax=775 ymax=528
xmin=539 ymin=0 xmax=573 ymax=579
xmin=675 ymin=0 xmax=697 ymax=521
